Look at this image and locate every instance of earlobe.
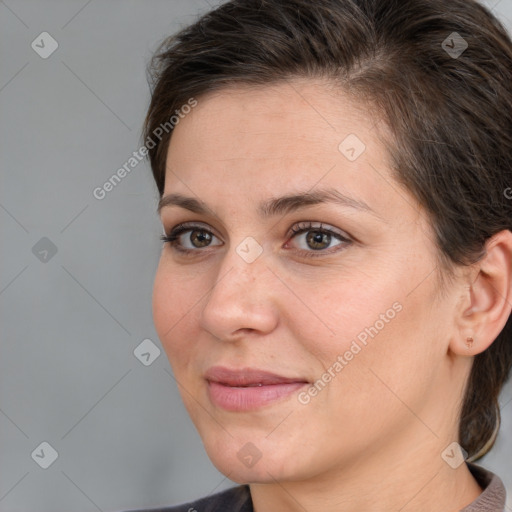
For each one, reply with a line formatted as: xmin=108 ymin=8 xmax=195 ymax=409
xmin=452 ymin=229 xmax=512 ymax=356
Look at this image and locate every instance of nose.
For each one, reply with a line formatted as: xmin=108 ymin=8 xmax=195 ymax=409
xmin=198 ymin=245 xmax=280 ymax=342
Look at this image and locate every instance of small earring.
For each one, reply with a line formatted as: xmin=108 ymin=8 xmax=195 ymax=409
xmin=466 ymin=336 xmax=474 ymax=349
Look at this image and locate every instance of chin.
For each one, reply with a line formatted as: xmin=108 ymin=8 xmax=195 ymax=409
xmin=215 ymin=464 xmax=272 ymax=485
xmin=200 ymin=432 xmax=313 ymax=484
xmin=182 ymin=389 xmax=325 ymax=483
xmin=207 ymin=451 xmax=286 ymax=484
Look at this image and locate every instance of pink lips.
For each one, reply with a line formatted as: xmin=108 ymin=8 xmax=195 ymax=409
xmin=205 ymin=366 xmax=308 ymax=411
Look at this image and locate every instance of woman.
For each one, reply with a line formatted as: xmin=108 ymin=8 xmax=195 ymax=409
xmin=130 ymin=0 xmax=512 ymax=510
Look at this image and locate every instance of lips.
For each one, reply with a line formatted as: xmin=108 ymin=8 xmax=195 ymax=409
xmin=205 ymin=366 xmax=308 ymax=387
xmin=205 ymin=366 xmax=309 ymax=411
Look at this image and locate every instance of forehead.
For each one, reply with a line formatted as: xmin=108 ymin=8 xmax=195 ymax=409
xmin=168 ymin=80 xmax=378 ymax=161
xmin=163 ymin=80 xmax=420 ymax=226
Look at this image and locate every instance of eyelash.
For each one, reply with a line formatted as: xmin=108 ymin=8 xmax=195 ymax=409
xmin=160 ymin=221 xmax=352 ymax=259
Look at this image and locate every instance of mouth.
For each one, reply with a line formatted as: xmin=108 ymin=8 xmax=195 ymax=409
xmin=204 ymin=366 xmax=309 ymax=411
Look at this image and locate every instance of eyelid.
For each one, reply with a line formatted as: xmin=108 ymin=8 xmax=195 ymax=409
xmin=164 ymin=221 xmax=221 ymax=239
xmin=163 ymin=220 xmax=349 ymax=240
xmin=287 ymin=220 xmax=350 ymax=239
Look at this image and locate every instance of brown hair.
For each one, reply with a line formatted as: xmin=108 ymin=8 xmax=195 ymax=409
xmin=143 ymin=0 xmax=512 ymax=460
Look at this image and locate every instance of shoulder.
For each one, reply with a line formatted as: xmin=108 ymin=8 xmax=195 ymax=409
xmin=124 ymin=484 xmax=252 ymax=512
xmin=462 ymin=462 xmax=507 ymax=512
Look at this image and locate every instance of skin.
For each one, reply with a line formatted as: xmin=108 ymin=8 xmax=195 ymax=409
xmin=152 ymin=79 xmax=512 ymax=512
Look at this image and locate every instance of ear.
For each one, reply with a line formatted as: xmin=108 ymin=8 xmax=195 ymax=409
xmin=451 ymin=229 xmax=512 ymax=356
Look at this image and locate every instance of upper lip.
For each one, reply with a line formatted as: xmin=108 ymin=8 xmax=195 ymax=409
xmin=205 ymin=366 xmax=309 ymax=387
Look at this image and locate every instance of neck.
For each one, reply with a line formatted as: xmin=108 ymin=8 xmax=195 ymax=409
xmin=249 ymin=436 xmax=483 ymax=512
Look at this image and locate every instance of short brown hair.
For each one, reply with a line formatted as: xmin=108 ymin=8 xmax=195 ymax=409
xmin=143 ymin=0 xmax=512 ymax=460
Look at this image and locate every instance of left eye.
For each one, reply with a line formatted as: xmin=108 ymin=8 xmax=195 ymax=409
xmin=285 ymin=222 xmax=350 ymax=255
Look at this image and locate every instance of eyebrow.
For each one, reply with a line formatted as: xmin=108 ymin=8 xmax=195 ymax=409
xmin=157 ymin=188 xmax=382 ymax=220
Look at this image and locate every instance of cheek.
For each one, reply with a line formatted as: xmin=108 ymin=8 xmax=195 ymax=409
xmin=288 ymin=270 xmax=401 ymax=360
xmin=152 ymin=265 xmax=172 ymax=341
xmin=329 ymin=292 xmax=440 ymax=423
xmin=294 ymin=268 xmax=438 ymax=402
xmin=152 ymin=261 xmax=199 ymax=367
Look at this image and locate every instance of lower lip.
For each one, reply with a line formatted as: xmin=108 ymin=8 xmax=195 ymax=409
xmin=207 ymin=381 xmax=307 ymax=411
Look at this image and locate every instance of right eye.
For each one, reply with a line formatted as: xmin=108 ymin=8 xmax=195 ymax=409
xmin=160 ymin=223 xmax=223 ymax=254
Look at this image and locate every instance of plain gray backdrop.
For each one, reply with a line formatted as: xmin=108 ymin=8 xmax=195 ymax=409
xmin=1 ymin=1 xmax=512 ymax=511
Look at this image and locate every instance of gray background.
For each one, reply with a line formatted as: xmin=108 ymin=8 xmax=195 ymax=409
xmin=1 ymin=1 xmax=511 ymax=511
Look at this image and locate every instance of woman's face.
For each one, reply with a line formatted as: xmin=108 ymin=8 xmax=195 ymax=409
xmin=153 ymin=80 xmax=465 ymax=483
